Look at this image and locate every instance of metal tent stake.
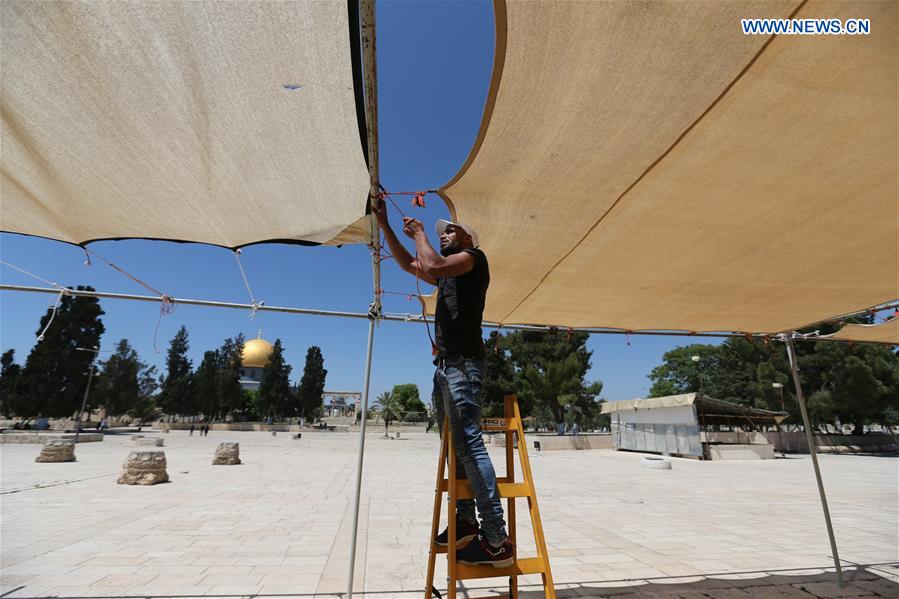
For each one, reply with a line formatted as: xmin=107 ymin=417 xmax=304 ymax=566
xmin=784 ymin=335 xmax=844 ymax=587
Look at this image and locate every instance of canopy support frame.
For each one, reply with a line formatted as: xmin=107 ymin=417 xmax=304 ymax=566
xmin=2 ymin=284 xmax=896 ymax=345
xmin=784 ymin=335 xmax=845 ymax=587
xmin=347 ymin=1 xmax=380 ymax=597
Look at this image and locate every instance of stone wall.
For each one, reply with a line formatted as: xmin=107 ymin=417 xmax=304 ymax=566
xmin=763 ymin=432 xmax=897 ymax=454
xmin=0 ymin=432 xmax=104 ymax=444
xmin=483 ymin=433 xmax=614 ymax=451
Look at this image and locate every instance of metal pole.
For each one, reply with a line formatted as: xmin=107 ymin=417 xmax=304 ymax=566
xmin=348 ymin=2 xmax=380 ymax=596
xmin=74 ymin=346 xmax=99 ymax=443
xmin=74 ymin=364 xmax=95 ymax=443
xmin=784 ymin=336 xmax=844 ymax=586
xmin=3 ymin=284 xmax=896 ymax=346
xmin=347 ymin=314 xmax=375 ymax=598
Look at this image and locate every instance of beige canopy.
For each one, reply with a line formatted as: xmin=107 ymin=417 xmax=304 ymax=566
xmin=1 ymin=1 xmax=371 ymax=248
xmin=601 ymin=393 xmax=788 ymax=425
xmin=439 ymin=0 xmax=897 ymax=336
xmin=825 ymin=319 xmax=899 ymax=345
xmin=601 ymin=394 xmax=698 ymax=414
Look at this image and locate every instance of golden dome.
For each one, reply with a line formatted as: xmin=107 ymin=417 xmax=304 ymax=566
xmin=242 ymin=337 xmax=273 ymax=368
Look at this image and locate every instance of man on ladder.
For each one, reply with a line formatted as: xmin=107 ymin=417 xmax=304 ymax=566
xmin=375 ymin=203 xmax=513 ymax=567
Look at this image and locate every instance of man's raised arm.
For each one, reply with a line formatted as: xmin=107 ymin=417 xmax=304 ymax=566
xmin=373 ymin=202 xmax=437 ymax=286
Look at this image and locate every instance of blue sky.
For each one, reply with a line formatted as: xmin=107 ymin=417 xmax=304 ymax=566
xmin=0 ymin=1 xmax=702 ymax=404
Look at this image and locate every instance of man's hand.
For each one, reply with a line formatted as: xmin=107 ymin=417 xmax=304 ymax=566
xmin=372 ymin=200 xmax=388 ymax=229
xmin=402 ymin=217 xmax=425 ymax=239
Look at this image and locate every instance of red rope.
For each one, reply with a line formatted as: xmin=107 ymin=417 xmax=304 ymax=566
xmin=379 ymin=190 xmax=430 ymax=218
xmin=374 ymin=191 xmax=436 ymax=355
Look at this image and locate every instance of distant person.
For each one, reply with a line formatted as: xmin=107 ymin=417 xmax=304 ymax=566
xmin=374 ymin=201 xmax=512 ymax=567
xmin=189 ymin=424 xmax=195 ymax=436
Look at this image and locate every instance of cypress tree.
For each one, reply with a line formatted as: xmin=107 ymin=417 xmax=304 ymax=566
xmin=192 ymin=350 xmax=221 ymax=420
xmin=257 ymin=339 xmax=292 ymax=421
xmin=0 ymin=349 xmax=22 ymax=417
xmin=17 ymin=287 xmax=105 ymax=417
xmin=217 ymin=334 xmax=245 ymax=418
xmin=157 ymin=326 xmax=192 ymax=416
xmin=94 ymin=339 xmax=141 ymax=417
xmin=297 ymin=346 xmax=327 ymax=418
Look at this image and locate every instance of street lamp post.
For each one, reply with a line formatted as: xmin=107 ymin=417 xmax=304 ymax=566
xmin=74 ymin=346 xmax=100 ymax=443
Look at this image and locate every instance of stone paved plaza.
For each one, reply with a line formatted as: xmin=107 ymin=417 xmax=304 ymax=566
xmin=1 ymin=430 xmax=897 ymax=598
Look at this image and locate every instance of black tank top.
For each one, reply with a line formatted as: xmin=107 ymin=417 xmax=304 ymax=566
xmin=435 ymin=248 xmax=489 ymax=359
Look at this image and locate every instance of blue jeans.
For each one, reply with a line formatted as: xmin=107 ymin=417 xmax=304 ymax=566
xmin=432 ymin=356 xmax=508 ymax=545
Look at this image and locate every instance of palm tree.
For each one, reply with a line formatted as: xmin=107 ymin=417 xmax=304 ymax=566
xmin=373 ymin=390 xmax=402 ymax=437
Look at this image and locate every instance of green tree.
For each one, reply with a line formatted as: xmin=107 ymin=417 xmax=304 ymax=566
xmin=217 ymin=334 xmax=245 ymax=418
xmin=296 ymin=346 xmax=327 ymax=418
xmin=646 ymin=326 xmax=899 ymax=432
xmin=17 ymin=287 xmax=105 ymax=417
xmin=392 ymin=383 xmax=427 ymax=422
xmin=807 ymin=390 xmax=836 ymax=431
xmin=241 ymin=389 xmax=260 ymax=421
xmin=94 ymin=339 xmax=141 ymax=417
xmin=258 ymin=339 xmax=292 ymax=421
xmin=648 ymin=344 xmax=720 ymax=398
xmin=157 ymin=326 xmax=193 ymax=416
xmin=374 ymin=390 xmax=402 ymax=436
xmin=803 ymin=340 xmax=898 ymax=434
xmin=131 ymin=364 xmax=159 ymax=422
xmin=0 ymin=349 xmax=22 ymax=417
xmin=192 ymin=350 xmax=220 ymax=420
xmin=504 ymin=329 xmax=602 ymax=429
xmin=482 ymin=331 xmax=517 ymax=417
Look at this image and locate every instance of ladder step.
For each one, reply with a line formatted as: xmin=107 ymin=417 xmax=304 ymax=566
xmin=440 ymin=480 xmax=531 ymax=499
xmin=454 ymin=557 xmax=545 ymax=580
xmin=480 ymin=417 xmax=518 ymax=432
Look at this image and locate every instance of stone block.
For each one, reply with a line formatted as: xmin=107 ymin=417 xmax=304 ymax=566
xmin=132 ymin=436 xmax=164 ymax=447
xmin=35 ymin=440 xmax=76 ymax=462
xmin=212 ymin=442 xmax=241 ymax=465
xmin=641 ymin=456 xmax=672 ymax=470
xmin=117 ymin=450 xmax=169 ymax=485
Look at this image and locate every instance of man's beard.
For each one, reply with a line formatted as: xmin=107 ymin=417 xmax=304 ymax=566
xmin=440 ymin=242 xmax=459 ymax=257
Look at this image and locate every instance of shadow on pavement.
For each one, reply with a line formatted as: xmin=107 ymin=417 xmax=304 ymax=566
xmin=509 ymin=564 xmax=899 ymax=599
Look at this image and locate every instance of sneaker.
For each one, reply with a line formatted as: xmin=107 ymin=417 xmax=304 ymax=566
xmin=456 ymin=534 xmax=514 ymax=568
xmin=435 ymin=519 xmax=479 ymax=548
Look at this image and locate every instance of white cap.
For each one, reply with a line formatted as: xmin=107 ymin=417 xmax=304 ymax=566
xmin=436 ymin=219 xmax=479 ymax=248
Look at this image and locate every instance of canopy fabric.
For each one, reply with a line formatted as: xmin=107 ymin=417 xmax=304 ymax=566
xmin=439 ymin=0 xmax=897 ymax=337
xmin=601 ymin=394 xmax=697 ymax=413
xmin=1 ymin=1 xmax=371 ymax=248
xmin=601 ymin=393 xmax=788 ymax=424
xmin=824 ymin=320 xmax=899 ymax=345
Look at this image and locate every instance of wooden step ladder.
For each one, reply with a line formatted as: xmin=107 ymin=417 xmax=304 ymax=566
xmin=425 ymin=394 xmax=555 ymax=599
